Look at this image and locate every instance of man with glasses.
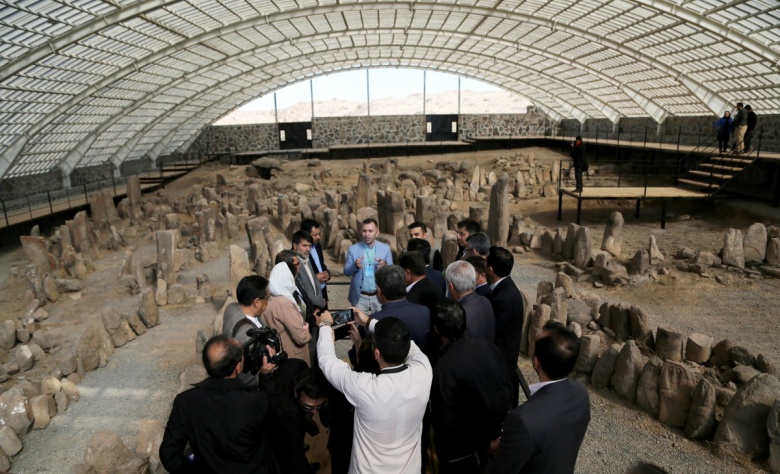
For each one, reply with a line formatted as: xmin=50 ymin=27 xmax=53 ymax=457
xmin=223 ymin=275 xmax=271 ymax=344
xmin=465 ymin=232 xmax=490 ymax=258
xmin=270 ymin=359 xmax=330 ymax=473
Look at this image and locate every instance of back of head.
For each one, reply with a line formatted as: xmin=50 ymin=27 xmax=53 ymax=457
xmin=445 ymin=260 xmax=476 ymax=294
xmin=398 ymin=251 xmax=426 ymax=277
xmin=374 ymin=317 xmax=411 ymax=366
xmin=433 ymin=298 xmax=467 ymax=340
xmin=457 ymin=219 xmax=481 ymax=234
xmin=465 ymin=255 xmax=486 ymax=275
xmin=745 ymin=105 xmax=752 ymax=111
xmin=275 ymin=249 xmax=298 ymax=275
xmin=236 ymin=275 xmax=269 ymax=306
xmin=293 ymin=368 xmax=329 ymax=400
xmin=300 ymin=218 xmax=321 ymax=234
xmin=466 ymin=232 xmax=491 ymax=256
xmin=407 ymin=238 xmax=432 ymax=264
xmin=486 ymin=246 xmax=513 ymax=277
xmin=533 ymin=325 xmax=580 ymax=380
xmin=375 ymin=265 xmax=407 ymax=300
xmin=202 ymin=335 xmax=243 ymax=378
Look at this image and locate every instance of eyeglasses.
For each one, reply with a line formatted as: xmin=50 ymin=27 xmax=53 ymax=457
xmin=300 ymin=399 xmax=328 ymax=412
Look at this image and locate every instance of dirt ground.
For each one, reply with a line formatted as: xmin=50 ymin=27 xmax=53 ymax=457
xmin=2 ymin=146 xmax=778 ymax=472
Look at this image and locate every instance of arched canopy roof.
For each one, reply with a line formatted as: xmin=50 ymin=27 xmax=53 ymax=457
xmin=0 ymin=0 xmax=778 ymax=179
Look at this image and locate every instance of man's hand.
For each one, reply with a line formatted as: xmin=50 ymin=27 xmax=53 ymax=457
xmin=488 ymin=437 xmax=501 ymax=455
xmin=352 ymin=307 xmax=369 ymax=327
xmin=355 ymin=256 xmax=364 ymax=269
xmin=348 ymin=322 xmax=362 ymax=348
xmin=316 ymin=271 xmax=329 ymax=283
xmin=259 ymin=345 xmax=277 ymax=375
xmin=319 ymin=309 xmax=334 ymax=326
xmin=375 ymin=257 xmax=386 ymax=268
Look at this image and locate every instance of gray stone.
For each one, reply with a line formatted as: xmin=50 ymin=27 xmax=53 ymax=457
xmin=729 ymin=346 xmax=756 ymax=367
xmin=573 ymin=226 xmax=592 ymax=270
xmin=636 ymin=356 xmax=663 ymax=417
xmin=659 ymin=361 xmax=697 ymax=429
xmin=536 ymin=281 xmax=554 ymax=301
xmin=0 ymin=386 xmax=33 ymax=435
xmin=0 ymin=320 xmax=15 ymax=350
xmin=722 ymin=228 xmax=745 ymax=269
xmin=440 ymin=231 xmax=459 ymax=268
xmin=138 ymin=287 xmax=159 ymax=328
xmin=135 ymin=419 xmax=165 ymax=457
xmin=629 ymin=305 xmax=651 ymax=343
xmin=84 ymin=430 xmax=134 ymax=474
xmin=55 ymin=390 xmax=69 ymax=415
xmin=77 ymin=325 xmax=101 ymax=372
xmin=767 ymin=238 xmax=780 ymax=266
xmin=125 ymin=313 xmax=147 ymax=336
xmin=554 ymin=272 xmax=574 ymax=298
xmin=155 ymin=278 xmax=168 ymax=306
xmin=744 ymin=223 xmax=767 ymax=263
xmin=567 ymin=299 xmax=593 ymax=327
xmin=13 ymin=344 xmax=34 ymax=372
xmin=487 ymin=175 xmax=512 ymax=247
xmin=694 ymin=251 xmax=722 ymax=266
xmin=649 ymin=235 xmax=665 ymax=264
xmin=713 ymin=339 xmax=735 ymax=366
xmin=611 ymin=340 xmax=644 ymax=402
xmin=0 ymin=425 xmax=23 ymax=456
xmin=56 ymin=278 xmax=83 ymax=293
xmin=592 ymin=343 xmax=622 ymax=389
xmin=563 ymin=223 xmax=579 ymax=261
xmin=685 ymin=333 xmax=714 ymax=364
xmin=655 ymin=327 xmax=684 ymax=362
xmin=757 ymin=354 xmax=777 ymax=375
xmin=41 ymin=374 xmax=62 ymax=395
xmin=685 ymin=377 xmax=718 ymax=440
xmin=574 ymin=335 xmax=601 ymax=375
xmin=527 ymin=304 xmax=551 ymax=357
xmin=229 ymin=245 xmax=251 ymax=299
xmin=540 ymin=288 xmax=567 ymax=325
xmin=769 ymin=399 xmax=780 ymax=473
xmin=608 ymin=303 xmax=631 ymax=340
xmin=628 ymin=249 xmax=650 ymax=275
xmin=30 ymin=394 xmax=54 ymax=430
xmin=714 ymin=374 xmax=780 ymax=459
xmin=62 ymin=378 xmax=80 ymax=401
xmin=600 ymin=211 xmax=624 ymax=257
xmin=732 ymin=365 xmax=762 ymax=384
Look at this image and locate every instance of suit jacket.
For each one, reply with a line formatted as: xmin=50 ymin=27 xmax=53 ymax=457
xmin=344 ymin=241 xmax=393 ymax=306
xmin=488 ymin=277 xmax=525 ymax=372
xmin=432 ymin=337 xmax=511 ymax=464
xmin=269 ymin=359 xmax=317 ymax=474
xmin=475 ymin=283 xmax=491 ymax=297
xmin=159 ymin=377 xmax=278 ymax=474
xmin=372 ymin=299 xmax=430 ymax=352
xmin=261 ymin=296 xmax=311 ymax=366
xmin=310 ymin=242 xmax=329 ymax=300
xmin=296 ymin=256 xmax=326 ymax=310
xmin=425 ymin=266 xmax=447 ymax=296
xmin=406 ymin=277 xmax=444 ymax=324
xmin=222 ymin=303 xmax=261 ymax=345
xmin=459 ymin=292 xmax=495 ymax=343
xmin=485 ymin=378 xmax=590 ymax=474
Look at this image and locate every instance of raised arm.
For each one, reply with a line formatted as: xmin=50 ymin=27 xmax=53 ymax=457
xmin=317 ymin=325 xmax=366 ymax=407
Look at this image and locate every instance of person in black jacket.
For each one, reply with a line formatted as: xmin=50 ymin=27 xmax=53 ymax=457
xmin=399 ymin=251 xmax=444 ymax=324
xmin=159 ymin=335 xmax=279 ymax=474
xmin=431 ymin=299 xmax=511 ymax=474
xmin=270 ymin=359 xmax=329 ymax=474
xmin=486 ymin=246 xmax=525 ymax=408
xmin=570 ymin=135 xmax=587 ymax=192
xmin=407 ymin=237 xmax=446 ymax=295
xmin=744 ymin=105 xmax=757 ymax=153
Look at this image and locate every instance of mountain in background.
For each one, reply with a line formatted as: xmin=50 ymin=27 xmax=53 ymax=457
xmin=214 ymin=90 xmax=533 ymax=125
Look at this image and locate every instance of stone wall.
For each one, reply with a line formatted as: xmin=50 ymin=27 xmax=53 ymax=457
xmin=119 ymin=157 xmax=153 ymax=177
xmin=313 ymin=115 xmax=424 ymax=147
xmin=188 ymin=123 xmax=277 ymax=155
xmin=0 ymin=170 xmax=63 ymax=202
xmin=71 ymin=163 xmax=115 ymax=187
xmin=460 ymin=109 xmax=552 ymax=137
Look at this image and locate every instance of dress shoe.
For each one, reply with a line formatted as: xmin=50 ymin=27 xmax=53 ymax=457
xmin=309 ymin=462 xmax=321 ymax=473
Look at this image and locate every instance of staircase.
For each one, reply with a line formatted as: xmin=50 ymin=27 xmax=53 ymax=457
xmin=676 ymin=153 xmax=756 ymax=196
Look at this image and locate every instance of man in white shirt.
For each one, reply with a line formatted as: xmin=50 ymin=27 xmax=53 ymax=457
xmin=222 ymin=275 xmax=270 ymax=344
xmin=317 ymin=310 xmax=432 ymax=474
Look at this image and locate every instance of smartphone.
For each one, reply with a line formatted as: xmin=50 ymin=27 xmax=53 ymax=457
xmin=331 ymin=309 xmax=355 ymax=326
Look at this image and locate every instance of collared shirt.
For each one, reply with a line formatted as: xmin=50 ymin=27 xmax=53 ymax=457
xmin=361 ymin=243 xmax=377 ymax=292
xmin=489 ymin=276 xmax=508 ymax=292
xmin=310 ymin=245 xmax=327 ymax=289
xmin=299 ymin=255 xmax=318 ymax=292
xmin=244 ymin=314 xmax=262 ymax=328
xmin=406 ymin=279 xmax=420 ymax=293
xmin=528 ymin=378 xmax=567 ymax=397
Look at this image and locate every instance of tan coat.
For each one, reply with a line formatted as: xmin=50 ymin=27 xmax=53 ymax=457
xmin=261 ymin=295 xmax=311 ymax=366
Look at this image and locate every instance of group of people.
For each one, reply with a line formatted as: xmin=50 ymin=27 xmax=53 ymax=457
xmin=159 ymin=217 xmax=592 ymax=473
xmin=714 ymin=102 xmax=758 ymax=154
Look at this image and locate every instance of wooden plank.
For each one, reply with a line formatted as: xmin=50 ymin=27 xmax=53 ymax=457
xmin=560 ymin=187 xmax=708 ymax=199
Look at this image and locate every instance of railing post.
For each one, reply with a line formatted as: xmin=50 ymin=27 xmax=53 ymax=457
xmin=643 ymin=125 xmax=649 ymax=179
xmin=47 ymin=190 xmax=54 ymax=216
xmin=160 ymin=165 xmax=164 ymax=189
xmin=83 ymin=183 xmax=88 ymax=205
xmin=1 ymin=199 xmax=8 ymax=228
xmin=26 ymin=193 xmax=33 ymax=219
xmin=697 ymin=127 xmax=702 ymax=150
xmin=111 ymin=173 xmax=117 ymax=196
xmin=65 ymin=186 xmax=71 ymax=208
xmin=674 ymin=125 xmax=682 ymax=185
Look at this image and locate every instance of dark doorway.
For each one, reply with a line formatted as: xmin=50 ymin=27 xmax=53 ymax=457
xmin=278 ymin=122 xmax=313 ymax=149
xmin=425 ymin=114 xmax=459 ymax=142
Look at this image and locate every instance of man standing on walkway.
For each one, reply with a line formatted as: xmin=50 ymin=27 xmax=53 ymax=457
xmin=571 ymin=136 xmax=587 ymax=192
xmin=345 ymin=218 xmax=392 ymax=314
xmin=732 ymin=102 xmax=748 ymax=154
xmin=744 ymin=105 xmax=757 ymax=153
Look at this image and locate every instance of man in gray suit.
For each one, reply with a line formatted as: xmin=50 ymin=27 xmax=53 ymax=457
xmin=445 ymin=260 xmax=495 ymax=343
xmin=292 ymin=230 xmax=326 ymax=313
xmin=222 ymin=275 xmax=271 ymax=344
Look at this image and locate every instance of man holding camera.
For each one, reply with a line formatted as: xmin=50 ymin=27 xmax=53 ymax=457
xmin=317 ymin=311 xmax=432 ymax=474
xmin=160 ymin=335 xmax=278 ymax=473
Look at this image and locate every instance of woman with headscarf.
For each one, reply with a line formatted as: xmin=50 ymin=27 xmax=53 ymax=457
xmin=713 ymin=110 xmax=733 ymax=153
xmin=262 ymin=262 xmax=317 ymax=366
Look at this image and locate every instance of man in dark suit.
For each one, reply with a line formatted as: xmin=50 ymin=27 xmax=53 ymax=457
xmin=399 ymin=251 xmax=444 ymax=323
xmin=444 ymin=260 xmax=495 ymax=343
xmin=431 ymin=299 xmax=510 ymax=474
xmin=485 ymin=323 xmax=590 ymax=474
xmin=408 ymin=221 xmax=443 ymax=272
xmin=358 ymin=264 xmax=431 ymax=353
xmin=407 ymin=237 xmax=446 ymax=295
xmin=456 ymin=219 xmax=481 ymax=260
xmin=301 ymin=219 xmax=330 ymax=303
xmin=467 ymin=256 xmax=491 ymax=297
xmin=160 ymin=335 xmax=278 ymax=473
xmin=486 ymin=246 xmax=524 ymax=407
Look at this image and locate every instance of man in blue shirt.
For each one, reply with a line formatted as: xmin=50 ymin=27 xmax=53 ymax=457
xmin=345 ymin=218 xmax=393 ymax=314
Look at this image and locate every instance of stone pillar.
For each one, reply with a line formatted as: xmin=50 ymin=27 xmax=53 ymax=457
xmin=440 ymin=231 xmax=458 ymax=268
xmin=126 ymin=175 xmax=142 ymax=210
xmin=416 ymin=196 xmax=435 ymax=228
xmin=156 ymin=230 xmax=178 ymax=285
xmin=355 ymin=174 xmax=371 ymax=209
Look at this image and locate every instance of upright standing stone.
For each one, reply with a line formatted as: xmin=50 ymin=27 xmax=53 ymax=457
xmin=277 ymin=195 xmax=291 ymax=233
xmin=659 ymin=361 xmax=697 ymax=429
xmin=686 ymin=377 xmax=718 ymax=440
xmin=355 ymin=174 xmax=371 ymax=209
xmin=487 ymin=175 xmax=512 ymax=247
xmin=138 ymin=287 xmax=159 ymax=328
xmin=600 ymin=211 xmax=624 ymax=257
xmin=636 ymin=356 xmax=663 ymax=416
xmin=20 ymin=236 xmax=56 ymax=273
xmin=563 ymin=223 xmax=579 ymax=260
xmin=649 ymin=235 xmax=665 ymax=264
xmin=744 ymin=223 xmax=767 ymax=263
xmin=126 ymin=175 xmax=142 ymax=211
xmin=527 ymin=304 xmax=551 ymax=357
xmin=440 ymin=231 xmax=459 ymax=268
xmin=609 ymin=303 xmax=632 ymax=340
xmin=768 ymin=399 xmax=780 ymax=473
xmin=469 ymin=166 xmax=481 ymax=200
xmin=379 ymin=190 xmax=404 ymax=235
xmin=229 ymin=245 xmax=251 ymax=297
xmin=573 ymin=226 xmax=592 ymax=270
xmin=611 ymin=341 xmax=645 ymax=403
xmin=89 ymin=192 xmax=109 ymax=229
xmin=767 ymin=238 xmax=780 ymax=266
xmin=469 ymin=206 xmax=487 ymax=235
xmin=592 ymin=343 xmax=622 ymax=389
xmin=722 ymin=228 xmax=745 ymax=269
xmin=714 ymin=374 xmax=780 ymax=459
xmin=156 ymin=230 xmax=178 ymax=285
xmin=416 ymin=196 xmax=436 ymax=227
xmin=574 ymin=335 xmax=601 ymax=375
xmin=655 ymin=327 xmax=684 ymax=361
xmin=686 ymin=333 xmax=714 ymax=364
xmin=68 ymin=211 xmax=93 ymax=254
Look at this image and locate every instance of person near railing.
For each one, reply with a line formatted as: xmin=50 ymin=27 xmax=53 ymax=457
xmin=713 ymin=111 xmax=732 ymax=154
xmin=570 ymin=135 xmax=587 ymax=192
xmin=744 ymin=105 xmax=757 ymax=153
xmin=731 ymin=102 xmax=748 ymax=154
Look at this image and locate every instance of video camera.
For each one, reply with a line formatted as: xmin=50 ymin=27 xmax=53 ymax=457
xmin=242 ymin=327 xmax=288 ymax=374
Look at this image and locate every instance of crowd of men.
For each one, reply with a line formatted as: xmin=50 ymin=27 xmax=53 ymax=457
xmin=159 ymin=217 xmax=592 ymax=474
